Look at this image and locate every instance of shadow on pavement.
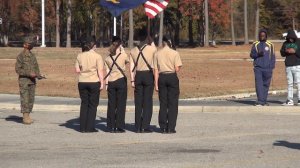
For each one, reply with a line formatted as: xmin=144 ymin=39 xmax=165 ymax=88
xmin=59 ymin=116 xmax=107 ymax=132
xmin=273 ymin=140 xmax=300 ymax=150
xmin=59 ymin=117 xmax=80 ymax=132
xmin=60 ymin=116 xmax=160 ymax=133
xmin=229 ymin=100 xmax=255 ymax=106
xmin=5 ymin=115 xmax=23 ymax=123
xmin=229 ymin=100 xmax=283 ymax=106
xmin=124 ymin=123 xmax=161 ymax=133
xmin=267 ymin=100 xmax=283 ymax=105
xmin=173 ymin=148 xmax=221 ymax=153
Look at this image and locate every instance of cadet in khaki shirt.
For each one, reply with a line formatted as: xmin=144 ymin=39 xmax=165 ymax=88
xmin=154 ymin=36 xmax=182 ymax=134
xmin=129 ymin=34 xmax=157 ymax=133
xmin=75 ymin=37 xmax=104 ymax=133
xmin=104 ymin=36 xmax=129 ymax=133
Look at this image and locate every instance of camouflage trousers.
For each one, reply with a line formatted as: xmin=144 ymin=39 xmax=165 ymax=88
xmin=19 ymin=83 xmax=36 ymax=113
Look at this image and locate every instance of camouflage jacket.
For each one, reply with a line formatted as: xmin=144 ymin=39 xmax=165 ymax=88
xmin=15 ymin=49 xmax=40 ymax=85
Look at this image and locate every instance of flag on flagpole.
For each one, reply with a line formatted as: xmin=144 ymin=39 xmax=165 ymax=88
xmin=100 ymin=0 xmax=147 ymax=17
xmin=144 ymin=0 xmax=169 ymax=19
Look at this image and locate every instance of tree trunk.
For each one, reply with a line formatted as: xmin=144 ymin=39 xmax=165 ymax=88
xmin=129 ymin=9 xmax=134 ymax=49
xmin=66 ymin=0 xmax=72 ymax=48
xmin=230 ymin=0 xmax=236 ymax=46
xmin=198 ymin=1 xmax=204 ymax=47
xmin=174 ymin=0 xmax=180 ymax=46
xmin=120 ymin=14 xmax=123 ymax=40
xmin=56 ymin=0 xmax=60 ymax=48
xmin=198 ymin=20 xmax=202 ymax=47
xmin=204 ymin=0 xmax=209 ymax=47
xmin=188 ymin=16 xmax=194 ymax=46
xmin=158 ymin=11 xmax=164 ymax=47
xmin=244 ymin=0 xmax=249 ymax=44
xmin=255 ymin=0 xmax=260 ymax=41
xmin=292 ymin=17 xmax=295 ymax=30
xmin=3 ymin=35 xmax=8 ymax=46
xmin=99 ymin=13 xmax=103 ymax=47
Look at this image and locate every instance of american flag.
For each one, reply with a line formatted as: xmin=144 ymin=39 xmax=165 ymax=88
xmin=144 ymin=0 xmax=170 ymax=19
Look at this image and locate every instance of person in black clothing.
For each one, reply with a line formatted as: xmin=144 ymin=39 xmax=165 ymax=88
xmin=105 ymin=36 xmax=129 ymax=133
xmin=280 ymin=30 xmax=300 ymax=106
xmin=75 ymin=37 xmax=104 ymax=133
xmin=130 ymin=32 xmax=157 ymax=133
xmin=154 ymin=36 xmax=183 ymax=134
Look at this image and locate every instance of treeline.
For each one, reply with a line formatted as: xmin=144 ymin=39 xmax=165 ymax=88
xmin=0 ymin=0 xmax=299 ymax=47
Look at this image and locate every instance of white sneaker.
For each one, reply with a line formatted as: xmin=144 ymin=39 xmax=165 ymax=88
xmin=282 ymin=100 xmax=294 ymax=106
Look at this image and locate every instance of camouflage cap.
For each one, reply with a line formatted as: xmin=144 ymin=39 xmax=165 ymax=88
xmin=23 ymin=36 xmax=35 ymax=45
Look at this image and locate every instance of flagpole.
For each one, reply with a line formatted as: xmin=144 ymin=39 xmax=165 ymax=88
xmin=129 ymin=9 xmax=134 ymax=49
xmin=41 ymin=0 xmax=46 ymax=47
xmin=158 ymin=11 xmax=164 ymax=47
xmin=113 ymin=17 xmax=117 ymax=36
xmin=147 ymin=18 xmax=150 ymax=37
xmin=120 ymin=14 xmax=123 ymax=40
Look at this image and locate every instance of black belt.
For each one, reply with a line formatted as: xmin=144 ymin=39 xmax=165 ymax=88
xmin=159 ymin=72 xmax=176 ymax=75
xmin=136 ymin=70 xmax=152 ymax=72
xmin=19 ymin=75 xmax=31 ymax=79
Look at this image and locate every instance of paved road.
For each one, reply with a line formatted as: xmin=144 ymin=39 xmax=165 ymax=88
xmin=1 ymin=93 xmax=299 ymax=114
xmin=1 ymin=108 xmax=300 ymax=168
xmin=0 ymin=93 xmax=292 ymax=107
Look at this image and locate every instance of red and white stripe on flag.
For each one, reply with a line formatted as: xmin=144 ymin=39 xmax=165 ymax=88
xmin=144 ymin=0 xmax=169 ymax=19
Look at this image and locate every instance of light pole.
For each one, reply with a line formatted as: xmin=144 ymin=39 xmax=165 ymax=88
xmin=113 ymin=17 xmax=117 ymax=36
xmin=41 ymin=0 xmax=46 ymax=47
xmin=204 ymin=0 xmax=209 ymax=47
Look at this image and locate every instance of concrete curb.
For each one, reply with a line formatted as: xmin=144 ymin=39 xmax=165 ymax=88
xmin=1 ymin=103 xmax=300 ymax=113
xmin=183 ymin=90 xmax=287 ymax=100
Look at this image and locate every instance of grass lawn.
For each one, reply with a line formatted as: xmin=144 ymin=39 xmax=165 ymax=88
xmin=0 ymin=44 xmax=287 ymax=99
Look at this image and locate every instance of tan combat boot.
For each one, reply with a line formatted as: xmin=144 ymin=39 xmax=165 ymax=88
xmin=23 ymin=113 xmax=33 ymax=125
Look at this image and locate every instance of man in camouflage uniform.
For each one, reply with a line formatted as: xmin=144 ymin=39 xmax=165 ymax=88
xmin=15 ymin=37 xmax=40 ymax=125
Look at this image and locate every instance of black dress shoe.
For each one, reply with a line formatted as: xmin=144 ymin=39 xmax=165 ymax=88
xmin=107 ymin=128 xmax=115 ymax=133
xmin=80 ymin=130 xmax=86 ymax=133
xmin=141 ymin=128 xmax=153 ymax=133
xmin=161 ymin=128 xmax=167 ymax=134
xmin=167 ymin=129 xmax=176 ymax=134
xmin=136 ymin=128 xmax=141 ymax=133
xmin=115 ymin=128 xmax=126 ymax=133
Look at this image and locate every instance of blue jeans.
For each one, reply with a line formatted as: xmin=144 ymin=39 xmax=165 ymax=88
xmin=285 ymin=66 xmax=300 ymax=100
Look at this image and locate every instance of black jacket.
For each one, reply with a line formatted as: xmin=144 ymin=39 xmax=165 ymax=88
xmin=280 ymin=30 xmax=300 ymax=67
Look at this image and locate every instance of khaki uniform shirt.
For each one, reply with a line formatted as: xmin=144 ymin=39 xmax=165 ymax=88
xmin=130 ymin=45 xmax=157 ymax=71
xmin=75 ymin=50 xmax=104 ymax=83
xmin=105 ymin=52 xmax=129 ymax=82
xmin=15 ymin=50 xmax=40 ymax=85
xmin=154 ymin=46 xmax=183 ymax=73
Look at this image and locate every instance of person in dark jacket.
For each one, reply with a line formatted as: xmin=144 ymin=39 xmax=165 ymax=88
xmin=250 ymin=29 xmax=276 ymax=106
xmin=280 ymin=30 xmax=300 ymax=106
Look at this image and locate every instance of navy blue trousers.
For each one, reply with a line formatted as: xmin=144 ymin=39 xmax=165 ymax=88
xmin=254 ymin=68 xmax=273 ymax=104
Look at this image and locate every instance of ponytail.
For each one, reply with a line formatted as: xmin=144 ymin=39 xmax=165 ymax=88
xmin=109 ymin=41 xmax=121 ymax=56
xmin=80 ymin=36 xmax=96 ymax=52
xmin=109 ymin=36 xmax=122 ymax=56
xmin=163 ymin=36 xmax=176 ymax=50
